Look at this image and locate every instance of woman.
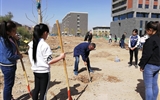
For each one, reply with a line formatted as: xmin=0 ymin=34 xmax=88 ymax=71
xmin=0 ymin=21 xmax=22 ymax=100
xmin=128 ymin=29 xmax=140 ymax=68
xmin=28 ymin=23 xmax=65 ymax=100
xmin=139 ymin=21 xmax=160 ymax=100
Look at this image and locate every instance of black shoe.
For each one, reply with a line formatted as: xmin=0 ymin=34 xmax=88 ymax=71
xmin=128 ymin=64 xmax=132 ymax=67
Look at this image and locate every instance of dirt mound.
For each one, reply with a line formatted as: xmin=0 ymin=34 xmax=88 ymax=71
xmin=104 ymin=75 xmax=122 ymax=83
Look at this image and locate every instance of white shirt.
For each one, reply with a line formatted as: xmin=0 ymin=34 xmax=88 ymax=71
xmin=28 ymin=38 xmax=52 ymax=73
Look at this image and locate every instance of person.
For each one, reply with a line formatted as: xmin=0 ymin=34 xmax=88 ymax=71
xmin=108 ymin=34 xmax=112 ymax=43
xmin=73 ymin=42 xmax=96 ymax=75
xmin=84 ymin=30 xmax=93 ymax=42
xmin=28 ymin=23 xmax=65 ymax=100
xmin=139 ymin=33 xmax=149 ymax=50
xmin=114 ymin=34 xmax=117 ymax=42
xmin=120 ymin=32 xmax=126 ymax=48
xmin=138 ymin=21 xmax=160 ymax=100
xmin=0 ymin=21 xmax=22 ymax=100
xmin=128 ymin=29 xmax=140 ymax=68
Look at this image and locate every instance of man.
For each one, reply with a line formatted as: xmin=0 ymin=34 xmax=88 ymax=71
xmin=73 ymin=42 xmax=96 ymax=75
xmin=84 ymin=30 xmax=93 ymax=42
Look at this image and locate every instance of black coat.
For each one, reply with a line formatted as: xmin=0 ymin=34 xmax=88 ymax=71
xmin=139 ymin=34 xmax=160 ymax=69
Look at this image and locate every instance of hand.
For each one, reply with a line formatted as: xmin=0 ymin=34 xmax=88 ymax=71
xmin=140 ymin=68 xmax=144 ymax=72
xmin=19 ymin=54 xmax=23 ymax=59
xmin=60 ymin=53 xmax=65 ymax=59
xmin=84 ymin=62 xmax=87 ymax=66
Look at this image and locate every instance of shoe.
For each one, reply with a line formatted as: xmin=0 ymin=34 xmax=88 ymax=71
xmin=128 ymin=64 xmax=132 ymax=67
xmin=135 ymin=65 xmax=138 ymax=68
xmin=74 ymin=71 xmax=78 ymax=76
xmin=89 ymin=68 xmax=93 ymax=73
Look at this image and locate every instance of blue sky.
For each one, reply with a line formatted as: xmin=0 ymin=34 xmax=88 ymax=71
xmin=0 ymin=0 xmax=112 ymax=30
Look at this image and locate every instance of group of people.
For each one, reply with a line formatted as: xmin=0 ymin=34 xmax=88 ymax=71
xmin=127 ymin=21 xmax=160 ymax=100
xmin=1 ymin=20 xmax=160 ymax=100
xmin=0 ymin=21 xmax=96 ymax=100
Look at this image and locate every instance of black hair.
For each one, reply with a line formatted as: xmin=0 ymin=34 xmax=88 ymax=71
xmin=145 ymin=21 xmax=158 ymax=31
xmin=0 ymin=20 xmax=16 ymax=46
xmin=90 ymin=43 xmax=96 ymax=48
xmin=33 ymin=23 xmax=49 ymax=63
xmin=157 ymin=22 xmax=160 ymax=37
xmin=132 ymin=29 xmax=138 ymax=34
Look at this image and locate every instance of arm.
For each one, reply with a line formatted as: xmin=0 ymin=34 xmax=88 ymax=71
xmin=138 ymin=39 xmax=155 ymax=69
xmin=128 ymin=36 xmax=131 ymax=48
xmin=49 ymin=53 xmax=65 ymax=65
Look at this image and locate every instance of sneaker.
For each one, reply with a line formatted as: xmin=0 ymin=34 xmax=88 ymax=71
xmin=128 ymin=64 xmax=132 ymax=67
xmin=135 ymin=65 xmax=138 ymax=68
xmin=74 ymin=71 xmax=78 ymax=76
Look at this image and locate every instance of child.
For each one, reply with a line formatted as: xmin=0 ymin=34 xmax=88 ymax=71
xmin=28 ymin=23 xmax=65 ymax=100
xmin=128 ymin=29 xmax=140 ymax=68
xmin=0 ymin=21 xmax=22 ymax=100
xmin=139 ymin=21 xmax=160 ymax=100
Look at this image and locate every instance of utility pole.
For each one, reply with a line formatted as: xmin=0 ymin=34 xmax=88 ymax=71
xmin=37 ymin=0 xmax=42 ymax=23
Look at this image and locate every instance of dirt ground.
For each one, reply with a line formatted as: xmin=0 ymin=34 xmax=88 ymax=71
xmin=1 ymin=36 xmax=160 ymax=100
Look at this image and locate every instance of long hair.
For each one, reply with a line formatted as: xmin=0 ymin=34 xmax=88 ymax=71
xmin=33 ymin=23 xmax=49 ymax=63
xmin=0 ymin=21 xmax=16 ymax=46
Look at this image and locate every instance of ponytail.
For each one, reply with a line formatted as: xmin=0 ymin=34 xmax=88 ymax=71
xmin=32 ymin=23 xmax=49 ymax=63
xmin=0 ymin=21 xmax=16 ymax=46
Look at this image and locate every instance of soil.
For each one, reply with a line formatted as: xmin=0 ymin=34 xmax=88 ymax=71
xmin=0 ymin=36 xmax=160 ymax=100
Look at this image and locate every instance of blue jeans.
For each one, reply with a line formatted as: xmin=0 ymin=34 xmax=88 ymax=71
xmin=121 ymin=39 xmax=125 ymax=48
xmin=1 ymin=65 xmax=17 ymax=100
xmin=74 ymin=56 xmax=91 ymax=72
xmin=143 ymin=64 xmax=160 ymax=100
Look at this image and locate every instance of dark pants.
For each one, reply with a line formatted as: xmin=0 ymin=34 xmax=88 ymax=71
xmin=74 ymin=56 xmax=91 ymax=72
xmin=33 ymin=73 xmax=50 ymax=100
xmin=1 ymin=65 xmax=16 ymax=100
xmin=121 ymin=39 xmax=125 ymax=48
xmin=129 ymin=48 xmax=138 ymax=65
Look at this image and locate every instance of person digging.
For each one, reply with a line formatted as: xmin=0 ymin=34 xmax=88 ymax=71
xmin=73 ymin=42 xmax=96 ymax=75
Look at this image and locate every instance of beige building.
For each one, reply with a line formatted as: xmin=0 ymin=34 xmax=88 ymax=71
xmin=92 ymin=26 xmax=110 ymax=37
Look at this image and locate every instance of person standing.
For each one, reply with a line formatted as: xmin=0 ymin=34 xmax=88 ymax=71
xmin=0 ymin=21 xmax=22 ymax=100
xmin=128 ymin=29 xmax=140 ymax=68
xmin=73 ymin=42 xmax=96 ymax=75
xmin=84 ymin=30 xmax=93 ymax=42
xmin=120 ymin=32 xmax=126 ymax=48
xmin=114 ymin=34 xmax=117 ymax=42
xmin=108 ymin=34 xmax=112 ymax=43
xmin=28 ymin=23 xmax=65 ymax=100
xmin=139 ymin=21 xmax=160 ymax=100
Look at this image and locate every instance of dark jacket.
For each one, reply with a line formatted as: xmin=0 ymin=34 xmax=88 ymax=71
xmin=121 ymin=34 xmax=125 ymax=40
xmin=0 ymin=37 xmax=20 ymax=66
xmin=84 ymin=32 xmax=92 ymax=42
xmin=138 ymin=33 xmax=160 ymax=69
xmin=73 ymin=42 xmax=90 ymax=62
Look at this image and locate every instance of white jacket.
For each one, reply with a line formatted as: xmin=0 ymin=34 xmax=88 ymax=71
xmin=28 ymin=38 xmax=52 ymax=73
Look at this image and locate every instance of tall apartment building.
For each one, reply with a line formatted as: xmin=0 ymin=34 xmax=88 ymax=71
xmin=111 ymin=0 xmax=160 ymax=37
xmin=62 ymin=12 xmax=88 ymax=36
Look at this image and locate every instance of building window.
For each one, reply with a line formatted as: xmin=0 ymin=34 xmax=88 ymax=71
xmin=145 ymin=4 xmax=149 ymax=9
xmin=113 ymin=16 xmax=119 ymax=21
xmin=138 ymin=4 xmax=143 ymax=8
xmin=119 ymin=14 xmax=126 ymax=20
xmin=136 ymin=12 xmax=149 ymax=18
xmin=127 ymin=12 xmax=134 ymax=18
xmin=153 ymin=5 xmax=157 ymax=9
xmin=140 ymin=20 xmax=143 ymax=28
xmin=154 ymin=0 xmax=158 ymax=1
xmin=151 ymin=13 xmax=160 ymax=18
